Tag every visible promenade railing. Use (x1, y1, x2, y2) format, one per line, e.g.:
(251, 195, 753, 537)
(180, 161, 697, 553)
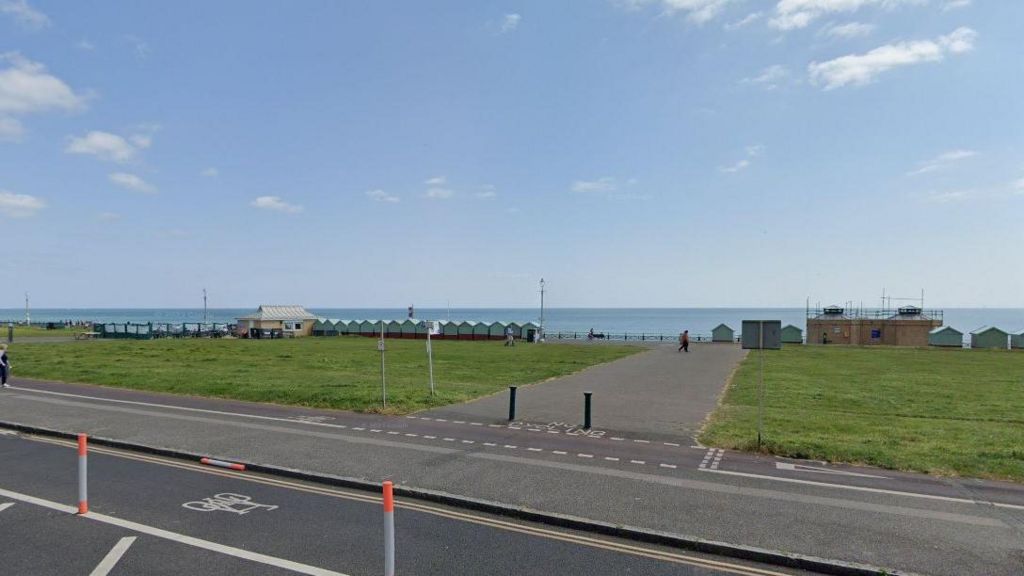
(544, 331, 714, 343)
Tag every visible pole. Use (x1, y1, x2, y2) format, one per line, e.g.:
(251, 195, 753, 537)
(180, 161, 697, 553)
(25, 292, 30, 326)
(380, 322, 387, 408)
(383, 480, 395, 576)
(539, 278, 545, 342)
(583, 391, 592, 430)
(757, 322, 765, 450)
(77, 433, 88, 514)
(508, 386, 517, 421)
(7, 322, 12, 344)
(426, 326, 434, 397)
(203, 288, 208, 323)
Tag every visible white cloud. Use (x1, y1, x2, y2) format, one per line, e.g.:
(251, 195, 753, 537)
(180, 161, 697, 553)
(109, 172, 156, 194)
(0, 115, 22, 140)
(425, 187, 455, 200)
(251, 196, 303, 213)
(424, 176, 446, 186)
(725, 12, 761, 30)
(808, 27, 976, 89)
(0, 0, 49, 30)
(1014, 178, 1024, 193)
(770, 0, 924, 31)
(0, 53, 84, 121)
(907, 149, 977, 175)
(77, 40, 96, 51)
(201, 167, 219, 177)
(720, 159, 750, 173)
(0, 189, 45, 217)
(500, 13, 521, 33)
(746, 144, 765, 156)
(619, 0, 735, 25)
(66, 130, 151, 163)
(943, 0, 971, 11)
(820, 21, 875, 39)
(571, 177, 617, 193)
(366, 189, 399, 203)
(476, 185, 498, 199)
(97, 211, 120, 221)
(124, 35, 150, 59)
(742, 65, 789, 89)
(926, 189, 974, 203)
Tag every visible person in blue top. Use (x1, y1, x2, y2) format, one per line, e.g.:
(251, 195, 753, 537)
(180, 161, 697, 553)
(0, 344, 10, 388)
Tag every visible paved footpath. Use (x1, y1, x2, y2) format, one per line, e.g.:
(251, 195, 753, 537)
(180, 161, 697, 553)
(1, 358, 1023, 575)
(424, 343, 747, 442)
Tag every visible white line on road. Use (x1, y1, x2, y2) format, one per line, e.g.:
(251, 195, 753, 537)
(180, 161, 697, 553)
(660, 464, 677, 469)
(630, 460, 645, 465)
(527, 447, 542, 452)
(386, 431, 399, 435)
(0, 502, 13, 513)
(552, 450, 567, 455)
(633, 440, 649, 444)
(435, 419, 447, 422)
(610, 437, 624, 441)
(577, 453, 593, 458)
(443, 438, 455, 442)
(453, 421, 465, 424)
(0, 487, 349, 576)
(369, 429, 381, 433)
(483, 442, 497, 447)
(89, 536, 136, 576)
(403, 433, 418, 437)
(423, 436, 436, 440)
(470, 422, 483, 426)
(461, 440, 475, 444)
(351, 427, 365, 431)
(488, 424, 502, 428)
(604, 457, 619, 462)
(663, 442, 680, 447)
(503, 445, 517, 449)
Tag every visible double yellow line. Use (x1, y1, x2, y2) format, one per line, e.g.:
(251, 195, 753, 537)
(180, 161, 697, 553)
(28, 434, 792, 576)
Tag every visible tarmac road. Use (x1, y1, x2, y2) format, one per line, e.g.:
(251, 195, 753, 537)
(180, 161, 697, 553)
(0, 431, 804, 576)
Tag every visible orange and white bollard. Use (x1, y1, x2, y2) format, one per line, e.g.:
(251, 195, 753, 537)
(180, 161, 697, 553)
(383, 480, 395, 576)
(77, 433, 88, 514)
(199, 457, 246, 471)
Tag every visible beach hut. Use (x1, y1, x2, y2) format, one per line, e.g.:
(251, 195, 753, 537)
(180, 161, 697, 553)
(324, 319, 339, 336)
(335, 320, 353, 335)
(401, 319, 418, 339)
(359, 320, 377, 337)
(970, 326, 1008, 350)
(386, 320, 403, 337)
(712, 324, 734, 343)
(488, 321, 507, 341)
(457, 321, 476, 340)
(1010, 329, 1024, 350)
(473, 321, 490, 341)
(312, 319, 330, 336)
(441, 321, 459, 340)
(521, 321, 540, 342)
(928, 326, 963, 348)
(781, 325, 803, 344)
(506, 322, 522, 342)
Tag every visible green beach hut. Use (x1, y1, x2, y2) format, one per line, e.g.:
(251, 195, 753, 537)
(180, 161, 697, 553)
(359, 320, 377, 336)
(336, 320, 354, 335)
(521, 321, 540, 342)
(781, 324, 803, 344)
(928, 326, 963, 348)
(312, 319, 331, 336)
(488, 321, 506, 340)
(1010, 329, 1024, 350)
(442, 321, 459, 339)
(506, 322, 522, 341)
(386, 320, 403, 337)
(457, 321, 476, 340)
(712, 324, 734, 343)
(473, 321, 490, 340)
(401, 319, 418, 339)
(970, 326, 1008, 350)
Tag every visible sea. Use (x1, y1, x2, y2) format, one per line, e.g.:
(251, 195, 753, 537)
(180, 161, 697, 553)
(2, 308, 1022, 339)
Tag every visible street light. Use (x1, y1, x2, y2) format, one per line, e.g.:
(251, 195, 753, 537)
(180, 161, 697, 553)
(539, 278, 545, 342)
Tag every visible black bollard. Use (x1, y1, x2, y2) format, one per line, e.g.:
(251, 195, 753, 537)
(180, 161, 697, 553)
(584, 391, 593, 430)
(508, 386, 518, 421)
(7, 322, 12, 343)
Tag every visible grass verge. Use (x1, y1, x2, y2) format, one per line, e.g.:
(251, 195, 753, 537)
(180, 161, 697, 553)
(700, 345, 1024, 481)
(7, 337, 641, 414)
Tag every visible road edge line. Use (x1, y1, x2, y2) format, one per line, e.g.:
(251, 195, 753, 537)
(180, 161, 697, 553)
(0, 419, 916, 576)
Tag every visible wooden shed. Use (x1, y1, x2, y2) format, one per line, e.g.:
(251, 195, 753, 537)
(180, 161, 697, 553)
(312, 319, 331, 336)
(506, 322, 523, 341)
(386, 320, 403, 337)
(1010, 329, 1024, 350)
(781, 325, 803, 344)
(488, 321, 507, 340)
(401, 319, 418, 339)
(928, 326, 963, 348)
(441, 321, 459, 339)
(971, 326, 1008, 350)
(358, 320, 377, 336)
(712, 323, 734, 343)
(457, 321, 476, 340)
(473, 321, 490, 340)
(521, 322, 540, 342)
(337, 320, 354, 335)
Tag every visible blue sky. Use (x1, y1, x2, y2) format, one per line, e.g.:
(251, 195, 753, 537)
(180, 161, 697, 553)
(1, 0, 1021, 308)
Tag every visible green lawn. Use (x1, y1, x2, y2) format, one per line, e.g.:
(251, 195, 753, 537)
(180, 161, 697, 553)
(8, 337, 640, 414)
(4, 325, 81, 338)
(700, 346, 1024, 481)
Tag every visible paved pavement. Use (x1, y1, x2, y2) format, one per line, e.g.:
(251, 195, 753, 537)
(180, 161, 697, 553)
(423, 343, 747, 441)
(2, 355, 1024, 575)
(0, 432, 802, 576)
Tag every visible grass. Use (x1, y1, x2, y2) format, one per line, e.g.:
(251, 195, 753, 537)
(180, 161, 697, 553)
(700, 345, 1024, 481)
(4, 325, 82, 338)
(7, 337, 641, 414)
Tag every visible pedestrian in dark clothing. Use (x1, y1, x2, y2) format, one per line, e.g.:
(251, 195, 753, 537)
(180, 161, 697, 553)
(678, 330, 689, 352)
(1, 344, 10, 388)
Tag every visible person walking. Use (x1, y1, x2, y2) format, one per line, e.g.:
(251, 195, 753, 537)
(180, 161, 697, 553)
(678, 330, 689, 352)
(504, 325, 515, 347)
(1, 344, 10, 388)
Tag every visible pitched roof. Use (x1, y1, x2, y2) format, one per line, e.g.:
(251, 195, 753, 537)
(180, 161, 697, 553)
(237, 305, 318, 321)
(930, 326, 962, 335)
(970, 326, 1008, 335)
(713, 323, 733, 331)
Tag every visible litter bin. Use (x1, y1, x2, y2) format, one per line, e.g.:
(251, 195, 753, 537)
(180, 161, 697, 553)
(527, 329, 536, 343)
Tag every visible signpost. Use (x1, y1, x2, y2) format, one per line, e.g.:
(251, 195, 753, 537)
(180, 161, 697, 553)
(379, 321, 387, 408)
(741, 320, 781, 450)
(421, 320, 438, 396)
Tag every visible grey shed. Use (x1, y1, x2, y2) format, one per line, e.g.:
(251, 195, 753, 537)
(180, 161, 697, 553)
(928, 326, 963, 348)
(1011, 329, 1024, 350)
(781, 325, 803, 344)
(712, 324, 734, 343)
(970, 326, 1009, 350)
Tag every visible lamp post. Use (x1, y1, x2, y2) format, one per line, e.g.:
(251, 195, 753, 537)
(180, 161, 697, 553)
(539, 278, 545, 342)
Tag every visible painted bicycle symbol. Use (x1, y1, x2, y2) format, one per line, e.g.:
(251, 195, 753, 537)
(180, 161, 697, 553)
(182, 493, 278, 515)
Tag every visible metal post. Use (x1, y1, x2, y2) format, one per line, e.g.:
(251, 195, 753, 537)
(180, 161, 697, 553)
(383, 480, 395, 576)
(539, 278, 545, 342)
(508, 386, 517, 421)
(7, 322, 12, 343)
(77, 434, 88, 514)
(380, 322, 387, 408)
(584, 391, 592, 430)
(426, 327, 434, 397)
(757, 322, 765, 450)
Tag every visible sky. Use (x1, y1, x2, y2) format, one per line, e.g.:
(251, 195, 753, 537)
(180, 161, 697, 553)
(1, 0, 1021, 309)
